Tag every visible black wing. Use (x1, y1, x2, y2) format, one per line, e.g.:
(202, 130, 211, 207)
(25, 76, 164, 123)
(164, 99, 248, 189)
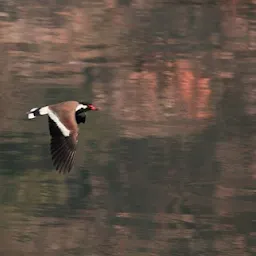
(48, 117, 77, 173)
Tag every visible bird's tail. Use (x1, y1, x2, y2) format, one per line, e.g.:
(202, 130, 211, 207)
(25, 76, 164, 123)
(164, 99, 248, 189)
(27, 106, 49, 119)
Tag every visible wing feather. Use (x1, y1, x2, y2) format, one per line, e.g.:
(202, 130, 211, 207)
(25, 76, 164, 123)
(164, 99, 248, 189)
(62, 151, 75, 174)
(48, 117, 78, 173)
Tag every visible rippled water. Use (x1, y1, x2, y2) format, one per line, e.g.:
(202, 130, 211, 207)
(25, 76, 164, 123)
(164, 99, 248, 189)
(0, 1, 255, 255)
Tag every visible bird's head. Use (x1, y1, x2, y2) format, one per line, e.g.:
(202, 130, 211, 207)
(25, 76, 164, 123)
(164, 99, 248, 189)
(76, 102, 99, 112)
(75, 102, 98, 124)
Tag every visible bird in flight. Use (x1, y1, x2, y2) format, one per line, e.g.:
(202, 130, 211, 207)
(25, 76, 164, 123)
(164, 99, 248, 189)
(27, 101, 98, 173)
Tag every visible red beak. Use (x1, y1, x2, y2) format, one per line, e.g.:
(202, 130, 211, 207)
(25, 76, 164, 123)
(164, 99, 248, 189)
(89, 104, 99, 111)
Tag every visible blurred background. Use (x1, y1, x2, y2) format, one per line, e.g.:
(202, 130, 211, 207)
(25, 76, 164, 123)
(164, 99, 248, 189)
(0, 0, 255, 255)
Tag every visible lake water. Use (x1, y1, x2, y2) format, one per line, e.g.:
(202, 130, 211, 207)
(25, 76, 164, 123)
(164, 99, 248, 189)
(0, 1, 255, 255)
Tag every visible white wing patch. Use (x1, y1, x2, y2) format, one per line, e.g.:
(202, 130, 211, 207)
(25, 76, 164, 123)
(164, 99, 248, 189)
(39, 106, 49, 115)
(27, 106, 48, 119)
(76, 104, 87, 111)
(29, 107, 38, 112)
(47, 108, 70, 137)
(28, 113, 35, 119)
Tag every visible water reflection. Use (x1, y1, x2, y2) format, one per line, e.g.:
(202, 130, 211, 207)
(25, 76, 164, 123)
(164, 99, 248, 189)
(0, 1, 255, 255)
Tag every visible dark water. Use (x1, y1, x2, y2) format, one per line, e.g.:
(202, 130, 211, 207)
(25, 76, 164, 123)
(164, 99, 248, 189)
(0, 1, 255, 255)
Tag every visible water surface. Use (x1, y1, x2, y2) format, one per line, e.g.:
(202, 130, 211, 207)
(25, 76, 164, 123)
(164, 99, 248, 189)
(0, 1, 255, 255)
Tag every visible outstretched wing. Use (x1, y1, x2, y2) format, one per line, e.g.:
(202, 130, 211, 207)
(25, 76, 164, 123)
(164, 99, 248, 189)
(48, 117, 78, 173)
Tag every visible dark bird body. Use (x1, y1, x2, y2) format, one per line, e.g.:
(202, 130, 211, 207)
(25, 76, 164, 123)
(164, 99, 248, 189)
(27, 101, 98, 173)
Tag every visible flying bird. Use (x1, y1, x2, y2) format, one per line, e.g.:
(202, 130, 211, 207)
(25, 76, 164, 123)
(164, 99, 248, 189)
(27, 101, 98, 173)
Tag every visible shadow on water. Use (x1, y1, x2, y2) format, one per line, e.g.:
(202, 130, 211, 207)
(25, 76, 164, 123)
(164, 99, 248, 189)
(104, 124, 221, 215)
(0, 132, 50, 175)
(0, 130, 93, 215)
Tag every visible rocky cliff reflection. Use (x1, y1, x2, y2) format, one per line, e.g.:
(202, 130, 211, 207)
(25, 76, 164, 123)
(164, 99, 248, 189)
(0, 1, 255, 255)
